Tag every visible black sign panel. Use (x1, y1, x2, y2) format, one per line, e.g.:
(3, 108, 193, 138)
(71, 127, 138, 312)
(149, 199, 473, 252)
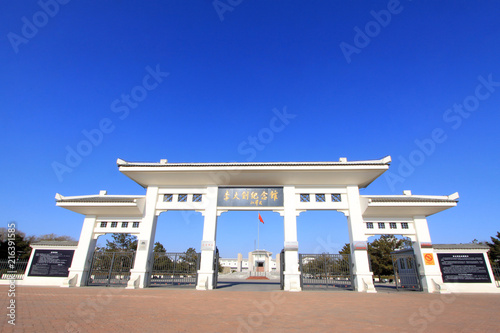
(437, 253, 491, 283)
(217, 187, 283, 207)
(28, 249, 75, 277)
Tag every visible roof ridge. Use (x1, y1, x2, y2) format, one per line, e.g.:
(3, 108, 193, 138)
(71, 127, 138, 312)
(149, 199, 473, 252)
(117, 156, 392, 167)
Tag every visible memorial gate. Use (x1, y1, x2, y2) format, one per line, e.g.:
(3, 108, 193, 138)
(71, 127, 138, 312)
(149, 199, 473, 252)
(52, 156, 471, 293)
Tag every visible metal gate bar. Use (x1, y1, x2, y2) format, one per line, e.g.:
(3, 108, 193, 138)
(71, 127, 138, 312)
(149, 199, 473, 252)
(0, 260, 29, 280)
(491, 262, 500, 288)
(280, 249, 285, 290)
(299, 253, 352, 290)
(150, 252, 200, 287)
(87, 252, 135, 287)
(212, 248, 219, 289)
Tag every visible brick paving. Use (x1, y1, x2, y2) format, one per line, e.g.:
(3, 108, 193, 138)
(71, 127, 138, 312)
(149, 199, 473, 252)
(1, 285, 499, 333)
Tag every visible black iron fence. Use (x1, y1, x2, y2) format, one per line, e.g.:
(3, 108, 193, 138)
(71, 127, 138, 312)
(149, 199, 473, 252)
(87, 252, 135, 287)
(491, 261, 500, 288)
(279, 249, 285, 290)
(0, 260, 29, 280)
(150, 252, 200, 287)
(299, 253, 352, 290)
(212, 248, 219, 289)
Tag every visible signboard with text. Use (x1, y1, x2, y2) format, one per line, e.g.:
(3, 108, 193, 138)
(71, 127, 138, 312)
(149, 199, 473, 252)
(28, 249, 75, 277)
(217, 187, 283, 207)
(437, 253, 491, 283)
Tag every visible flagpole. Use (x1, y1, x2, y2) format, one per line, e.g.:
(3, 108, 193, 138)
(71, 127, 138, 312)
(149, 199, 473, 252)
(257, 212, 260, 251)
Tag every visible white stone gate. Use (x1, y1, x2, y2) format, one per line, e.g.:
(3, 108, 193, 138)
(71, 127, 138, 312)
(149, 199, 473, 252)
(56, 156, 459, 293)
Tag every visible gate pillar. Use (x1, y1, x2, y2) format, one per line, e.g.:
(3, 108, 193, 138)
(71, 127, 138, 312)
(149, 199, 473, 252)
(412, 216, 449, 293)
(63, 215, 97, 287)
(282, 186, 301, 291)
(127, 186, 159, 289)
(197, 186, 218, 290)
(346, 186, 376, 293)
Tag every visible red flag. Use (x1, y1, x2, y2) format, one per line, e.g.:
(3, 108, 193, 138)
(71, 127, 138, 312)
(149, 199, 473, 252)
(258, 213, 264, 224)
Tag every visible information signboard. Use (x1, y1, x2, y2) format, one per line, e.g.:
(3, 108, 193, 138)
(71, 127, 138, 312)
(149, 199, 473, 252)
(28, 249, 75, 277)
(437, 253, 491, 283)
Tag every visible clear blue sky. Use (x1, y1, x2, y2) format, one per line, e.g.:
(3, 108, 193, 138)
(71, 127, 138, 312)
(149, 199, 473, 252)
(1, 1, 499, 258)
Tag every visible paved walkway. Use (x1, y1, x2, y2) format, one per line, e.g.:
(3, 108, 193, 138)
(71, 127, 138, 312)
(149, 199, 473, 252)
(217, 279, 281, 292)
(1, 285, 499, 332)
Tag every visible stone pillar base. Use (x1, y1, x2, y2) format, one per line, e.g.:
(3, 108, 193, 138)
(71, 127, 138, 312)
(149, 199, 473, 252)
(63, 269, 87, 287)
(61, 273, 79, 288)
(126, 271, 147, 289)
(284, 272, 301, 292)
(421, 274, 449, 294)
(353, 273, 377, 293)
(196, 271, 215, 290)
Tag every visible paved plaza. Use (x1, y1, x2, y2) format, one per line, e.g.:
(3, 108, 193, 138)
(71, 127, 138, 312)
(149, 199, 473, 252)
(1, 285, 499, 332)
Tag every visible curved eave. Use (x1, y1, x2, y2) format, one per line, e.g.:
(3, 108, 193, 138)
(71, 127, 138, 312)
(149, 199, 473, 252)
(56, 202, 144, 216)
(363, 201, 458, 218)
(117, 157, 391, 188)
(55, 195, 145, 217)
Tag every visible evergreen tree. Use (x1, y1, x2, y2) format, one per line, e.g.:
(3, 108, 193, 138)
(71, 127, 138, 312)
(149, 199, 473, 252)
(178, 247, 199, 273)
(0, 230, 32, 260)
(181, 247, 198, 265)
(151, 242, 172, 272)
(337, 243, 352, 273)
(0, 226, 77, 260)
(487, 231, 500, 263)
(104, 233, 138, 252)
(368, 235, 411, 280)
(339, 243, 350, 255)
(153, 241, 166, 253)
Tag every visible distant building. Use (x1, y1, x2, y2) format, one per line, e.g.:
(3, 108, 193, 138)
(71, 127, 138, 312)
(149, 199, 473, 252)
(219, 250, 279, 273)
